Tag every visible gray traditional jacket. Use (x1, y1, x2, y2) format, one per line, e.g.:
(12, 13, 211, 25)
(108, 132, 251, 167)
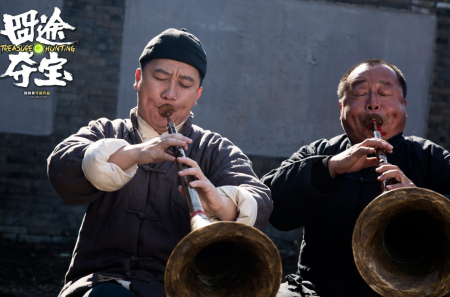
(47, 108, 272, 297)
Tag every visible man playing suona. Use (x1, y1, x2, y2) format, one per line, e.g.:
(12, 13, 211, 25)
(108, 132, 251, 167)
(262, 59, 450, 297)
(47, 28, 272, 297)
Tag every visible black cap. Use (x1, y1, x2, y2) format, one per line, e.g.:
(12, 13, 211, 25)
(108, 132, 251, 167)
(139, 28, 207, 80)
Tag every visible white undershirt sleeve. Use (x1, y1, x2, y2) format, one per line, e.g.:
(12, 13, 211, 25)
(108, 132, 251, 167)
(82, 139, 138, 192)
(208, 186, 258, 227)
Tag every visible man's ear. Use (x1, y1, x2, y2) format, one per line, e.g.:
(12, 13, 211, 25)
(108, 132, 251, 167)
(133, 68, 142, 90)
(404, 99, 408, 119)
(194, 87, 202, 105)
(339, 100, 342, 121)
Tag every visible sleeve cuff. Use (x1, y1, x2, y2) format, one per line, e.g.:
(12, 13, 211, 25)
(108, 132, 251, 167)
(82, 139, 138, 192)
(207, 186, 257, 227)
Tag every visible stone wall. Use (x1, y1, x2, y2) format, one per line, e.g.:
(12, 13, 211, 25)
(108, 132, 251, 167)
(0, 0, 449, 249)
(321, 0, 450, 150)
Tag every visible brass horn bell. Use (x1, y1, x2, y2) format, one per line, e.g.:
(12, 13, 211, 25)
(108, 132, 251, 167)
(353, 188, 450, 296)
(165, 221, 283, 297)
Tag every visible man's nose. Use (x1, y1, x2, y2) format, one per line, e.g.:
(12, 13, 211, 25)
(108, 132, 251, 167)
(162, 81, 176, 100)
(366, 91, 380, 111)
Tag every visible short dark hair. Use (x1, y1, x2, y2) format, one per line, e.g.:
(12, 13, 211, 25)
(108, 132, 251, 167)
(139, 59, 203, 87)
(337, 59, 407, 100)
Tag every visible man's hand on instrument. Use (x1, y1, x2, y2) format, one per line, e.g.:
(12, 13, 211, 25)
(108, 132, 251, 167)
(132, 134, 192, 164)
(108, 134, 192, 170)
(176, 157, 238, 221)
(328, 138, 393, 178)
(375, 163, 416, 190)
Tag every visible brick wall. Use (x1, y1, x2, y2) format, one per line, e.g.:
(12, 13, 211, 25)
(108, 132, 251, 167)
(0, 0, 449, 244)
(0, 0, 126, 243)
(429, 2, 450, 147)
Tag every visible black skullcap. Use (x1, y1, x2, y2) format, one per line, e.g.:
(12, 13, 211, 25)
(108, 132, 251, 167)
(139, 28, 207, 80)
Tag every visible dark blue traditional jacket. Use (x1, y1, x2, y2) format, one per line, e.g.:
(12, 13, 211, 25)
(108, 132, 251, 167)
(262, 133, 450, 297)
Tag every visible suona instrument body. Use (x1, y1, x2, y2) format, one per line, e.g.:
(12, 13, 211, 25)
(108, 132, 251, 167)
(353, 115, 450, 296)
(159, 104, 283, 297)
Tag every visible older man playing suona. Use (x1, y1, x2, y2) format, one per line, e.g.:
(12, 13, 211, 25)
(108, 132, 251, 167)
(48, 28, 272, 297)
(262, 59, 450, 297)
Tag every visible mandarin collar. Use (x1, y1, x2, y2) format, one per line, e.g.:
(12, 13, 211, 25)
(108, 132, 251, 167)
(129, 107, 194, 141)
(385, 132, 404, 147)
(345, 131, 404, 149)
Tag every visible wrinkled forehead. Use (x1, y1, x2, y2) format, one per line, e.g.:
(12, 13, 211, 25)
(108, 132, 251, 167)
(347, 63, 398, 86)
